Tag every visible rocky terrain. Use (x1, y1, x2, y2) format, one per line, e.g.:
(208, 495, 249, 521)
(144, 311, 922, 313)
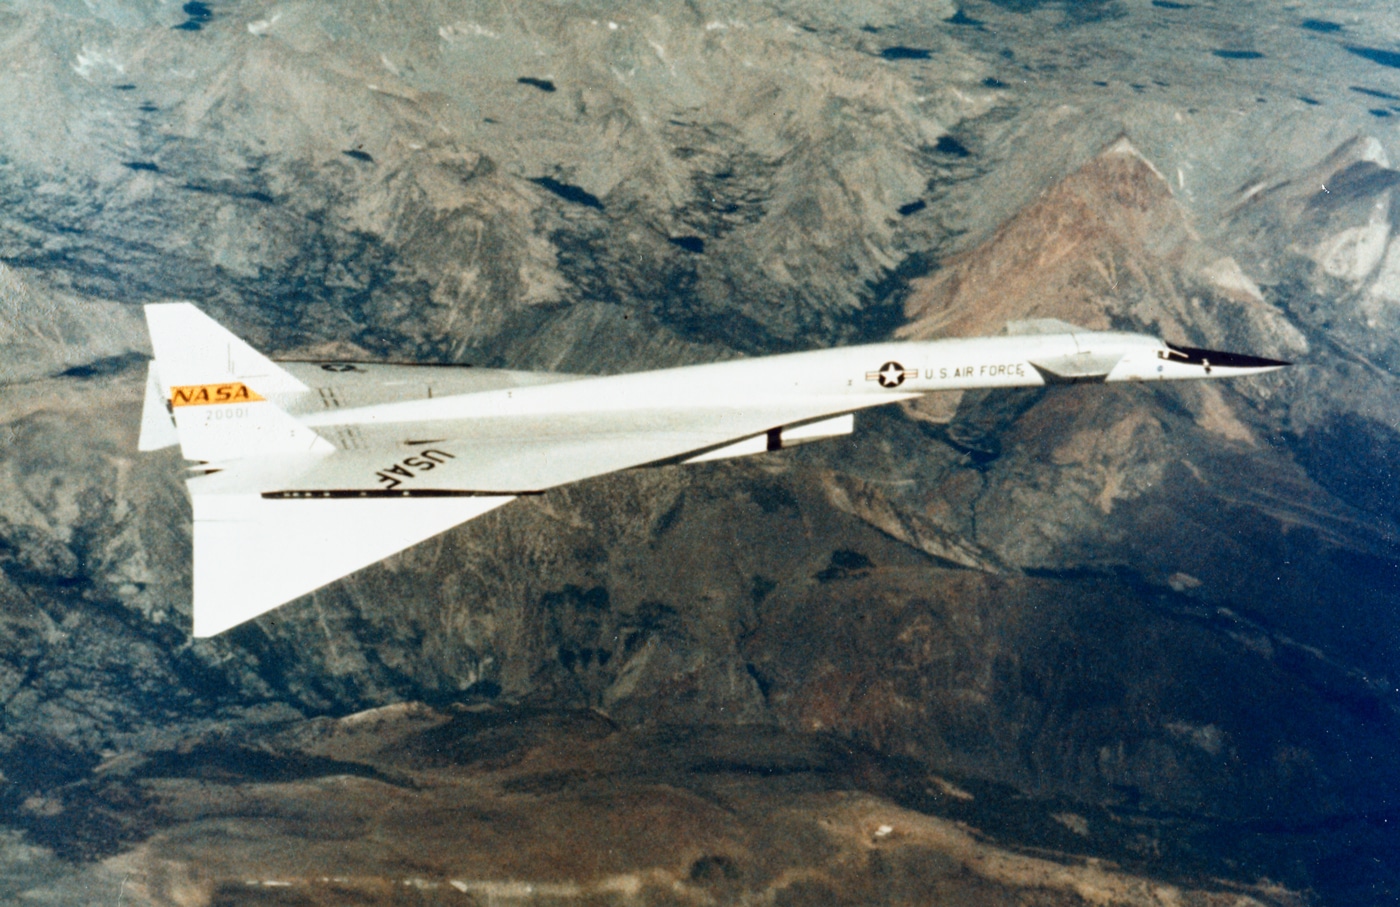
(1, 0, 1399, 904)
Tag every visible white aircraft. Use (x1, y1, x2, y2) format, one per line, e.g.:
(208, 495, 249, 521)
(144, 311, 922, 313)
(138, 303, 1288, 636)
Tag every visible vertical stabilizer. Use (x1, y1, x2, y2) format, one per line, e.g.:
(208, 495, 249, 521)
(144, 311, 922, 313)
(137, 361, 179, 452)
(144, 303, 332, 461)
(144, 303, 307, 394)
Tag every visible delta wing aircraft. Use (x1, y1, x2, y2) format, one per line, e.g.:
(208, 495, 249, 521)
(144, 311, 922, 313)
(139, 303, 1288, 636)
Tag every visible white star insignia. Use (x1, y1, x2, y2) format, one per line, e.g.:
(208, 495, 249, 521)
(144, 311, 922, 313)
(879, 363, 905, 387)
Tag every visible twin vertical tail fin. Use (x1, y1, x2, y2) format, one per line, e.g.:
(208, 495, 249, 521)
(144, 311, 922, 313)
(137, 360, 179, 452)
(140, 304, 507, 637)
(142, 303, 331, 461)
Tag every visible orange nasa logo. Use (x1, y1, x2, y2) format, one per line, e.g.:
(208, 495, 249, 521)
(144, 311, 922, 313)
(168, 383, 266, 408)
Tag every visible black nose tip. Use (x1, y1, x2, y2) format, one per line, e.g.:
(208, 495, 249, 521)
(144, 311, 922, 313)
(1169, 344, 1291, 369)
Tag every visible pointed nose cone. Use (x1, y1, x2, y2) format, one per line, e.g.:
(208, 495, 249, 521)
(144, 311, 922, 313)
(1170, 344, 1292, 376)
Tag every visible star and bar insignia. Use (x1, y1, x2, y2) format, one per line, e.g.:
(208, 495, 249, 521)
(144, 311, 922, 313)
(865, 361, 918, 388)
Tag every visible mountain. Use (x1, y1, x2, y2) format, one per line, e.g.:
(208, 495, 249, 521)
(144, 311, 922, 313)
(1, 0, 1398, 904)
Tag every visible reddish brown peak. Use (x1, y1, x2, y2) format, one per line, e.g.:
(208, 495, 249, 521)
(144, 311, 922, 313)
(899, 138, 1197, 340)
